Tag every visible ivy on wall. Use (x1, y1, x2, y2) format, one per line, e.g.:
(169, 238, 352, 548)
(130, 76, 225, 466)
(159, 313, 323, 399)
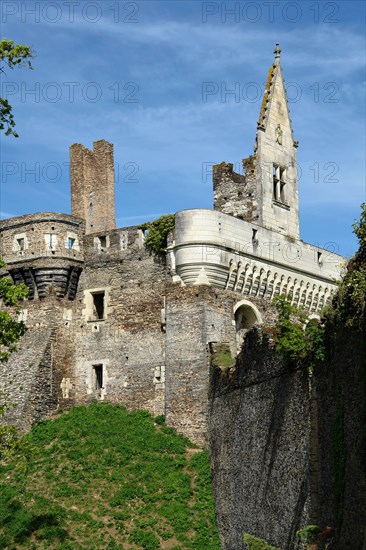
(139, 214, 175, 254)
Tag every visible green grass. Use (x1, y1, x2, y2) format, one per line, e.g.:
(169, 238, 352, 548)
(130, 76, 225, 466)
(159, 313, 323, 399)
(0, 403, 221, 549)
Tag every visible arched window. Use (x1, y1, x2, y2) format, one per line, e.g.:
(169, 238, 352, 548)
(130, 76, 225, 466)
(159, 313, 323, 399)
(234, 300, 263, 354)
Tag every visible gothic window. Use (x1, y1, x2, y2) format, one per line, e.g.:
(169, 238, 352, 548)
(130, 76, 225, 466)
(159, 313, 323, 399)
(68, 237, 75, 249)
(273, 165, 286, 204)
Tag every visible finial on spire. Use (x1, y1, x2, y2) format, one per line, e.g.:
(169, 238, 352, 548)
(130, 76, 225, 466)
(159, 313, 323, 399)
(274, 43, 281, 64)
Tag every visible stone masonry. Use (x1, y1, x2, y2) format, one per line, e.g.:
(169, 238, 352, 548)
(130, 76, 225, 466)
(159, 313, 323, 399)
(0, 45, 345, 447)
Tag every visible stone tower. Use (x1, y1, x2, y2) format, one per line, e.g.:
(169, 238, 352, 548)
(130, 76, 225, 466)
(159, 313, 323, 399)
(70, 140, 116, 234)
(213, 44, 300, 239)
(255, 43, 300, 239)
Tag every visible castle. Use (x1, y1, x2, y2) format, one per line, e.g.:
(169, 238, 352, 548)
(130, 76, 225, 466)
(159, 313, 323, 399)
(0, 44, 345, 447)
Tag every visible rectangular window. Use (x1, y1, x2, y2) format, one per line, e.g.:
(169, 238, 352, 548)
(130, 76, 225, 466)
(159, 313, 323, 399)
(93, 364, 103, 390)
(273, 165, 279, 200)
(92, 292, 105, 320)
(68, 237, 75, 249)
(98, 236, 107, 249)
(17, 238, 25, 251)
(49, 234, 54, 250)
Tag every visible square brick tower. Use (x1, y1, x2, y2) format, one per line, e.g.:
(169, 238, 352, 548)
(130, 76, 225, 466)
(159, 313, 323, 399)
(70, 140, 116, 234)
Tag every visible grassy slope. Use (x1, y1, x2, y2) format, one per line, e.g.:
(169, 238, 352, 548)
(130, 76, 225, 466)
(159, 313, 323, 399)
(0, 404, 221, 549)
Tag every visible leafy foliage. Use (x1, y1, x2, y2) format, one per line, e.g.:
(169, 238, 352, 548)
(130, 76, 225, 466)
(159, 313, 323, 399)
(243, 532, 281, 550)
(0, 263, 28, 363)
(0, 261, 29, 456)
(328, 204, 366, 327)
(140, 214, 175, 254)
(272, 295, 325, 369)
(296, 524, 334, 549)
(296, 525, 321, 543)
(211, 344, 235, 371)
(0, 38, 34, 137)
(0, 403, 221, 549)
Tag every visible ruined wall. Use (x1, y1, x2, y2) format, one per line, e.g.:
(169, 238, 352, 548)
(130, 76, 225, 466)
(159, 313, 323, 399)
(213, 156, 258, 221)
(165, 286, 276, 445)
(315, 319, 366, 550)
(67, 226, 167, 418)
(70, 140, 116, 234)
(208, 328, 312, 550)
(0, 295, 68, 432)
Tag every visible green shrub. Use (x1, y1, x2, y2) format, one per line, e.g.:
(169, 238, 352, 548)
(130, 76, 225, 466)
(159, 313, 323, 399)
(243, 532, 282, 549)
(296, 524, 321, 543)
(211, 343, 235, 370)
(139, 214, 175, 253)
(272, 295, 325, 370)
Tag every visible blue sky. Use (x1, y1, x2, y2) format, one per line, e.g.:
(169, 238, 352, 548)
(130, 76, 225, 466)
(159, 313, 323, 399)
(1, 0, 365, 256)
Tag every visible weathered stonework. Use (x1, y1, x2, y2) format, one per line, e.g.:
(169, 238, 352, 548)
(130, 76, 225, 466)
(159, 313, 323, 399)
(70, 140, 116, 234)
(0, 44, 354, 549)
(0, 46, 345, 445)
(209, 328, 313, 550)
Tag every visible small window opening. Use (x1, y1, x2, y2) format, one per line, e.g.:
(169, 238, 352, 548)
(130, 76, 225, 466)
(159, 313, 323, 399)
(17, 238, 25, 251)
(49, 234, 55, 250)
(68, 237, 75, 250)
(252, 229, 258, 243)
(273, 165, 286, 204)
(273, 165, 279, 200)
(93, 364, 103, 390)
(98, 236, 107, 249)
(92, 292, 105, 320)
(317, 251, 323, 264)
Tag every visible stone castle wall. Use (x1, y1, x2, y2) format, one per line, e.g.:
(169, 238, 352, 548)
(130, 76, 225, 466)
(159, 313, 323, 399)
(208, 328, 312, 550)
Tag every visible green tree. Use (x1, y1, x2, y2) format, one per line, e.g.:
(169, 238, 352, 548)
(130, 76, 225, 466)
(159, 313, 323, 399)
(272, 294, 325, 369)
(327, 203, 366, 326)
(0, 260, 29, 456)
(0, 38, 34, 137)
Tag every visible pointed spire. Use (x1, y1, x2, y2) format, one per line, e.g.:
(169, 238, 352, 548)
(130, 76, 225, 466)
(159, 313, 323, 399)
(274, 43, 281, 64)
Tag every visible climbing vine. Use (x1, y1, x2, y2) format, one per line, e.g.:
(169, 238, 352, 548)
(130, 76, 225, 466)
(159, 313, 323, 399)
(0, 260, 29, 457)
(327, 203, 366, 327)
(139, 214, 175, 254)
(272, 295, 325, 370)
